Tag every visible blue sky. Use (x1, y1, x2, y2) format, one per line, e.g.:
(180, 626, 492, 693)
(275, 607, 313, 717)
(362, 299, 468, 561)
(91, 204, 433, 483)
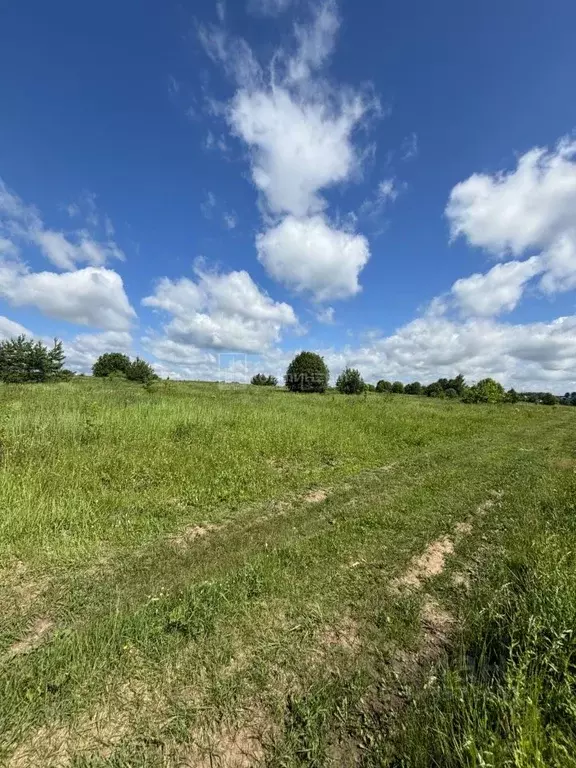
(1, 0, 576, 390)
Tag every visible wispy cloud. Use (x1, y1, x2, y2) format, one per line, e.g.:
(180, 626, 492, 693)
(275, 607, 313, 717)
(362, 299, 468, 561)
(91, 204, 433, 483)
(401, 132, 418, 160)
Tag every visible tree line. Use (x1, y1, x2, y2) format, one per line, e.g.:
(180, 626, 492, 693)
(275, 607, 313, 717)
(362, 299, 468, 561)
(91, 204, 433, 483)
(252, 351, 570, 405)
(0, 337, 571, 404)
(0, 336, 156, 384)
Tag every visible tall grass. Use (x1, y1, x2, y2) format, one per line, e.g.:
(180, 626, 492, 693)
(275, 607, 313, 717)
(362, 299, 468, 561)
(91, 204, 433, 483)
(392, 490, 576, 768)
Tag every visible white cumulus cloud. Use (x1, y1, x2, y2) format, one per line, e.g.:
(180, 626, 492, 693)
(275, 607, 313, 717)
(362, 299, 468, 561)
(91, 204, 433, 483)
(143, 264, 298, 353)
(447, 138, 576, 257)
(0, 262, 136, 330)
(230, 86, 366, 218)
(451, 256, 542, 317)
(446, 136, 576, 302)
(257, 214, 369, 301)
(0, 315, 32, 339)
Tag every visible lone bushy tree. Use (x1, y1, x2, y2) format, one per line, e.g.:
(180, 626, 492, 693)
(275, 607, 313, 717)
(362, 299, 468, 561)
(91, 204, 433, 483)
(92, 353, 131, 378)
(285, 351, 329, 393)
(336, 367, 365, 395)
(376, 380, 392, 393)
(391, 381, 405, 394)
(0, 335, 65, 383)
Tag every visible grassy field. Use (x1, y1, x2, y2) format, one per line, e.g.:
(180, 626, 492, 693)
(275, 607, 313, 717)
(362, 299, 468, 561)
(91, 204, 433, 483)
(1, 378, 575, 767)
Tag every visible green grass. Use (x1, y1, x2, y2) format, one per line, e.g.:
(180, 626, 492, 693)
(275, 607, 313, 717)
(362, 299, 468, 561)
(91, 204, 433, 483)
(0, 378, 575, 766)
(388, 491, 576, 768)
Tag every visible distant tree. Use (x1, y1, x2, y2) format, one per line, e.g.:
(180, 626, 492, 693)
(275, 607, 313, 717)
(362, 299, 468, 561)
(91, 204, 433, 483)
(0, 335, 65, 383)
(92, 353, 131, 378)
(336, 367, 365, 395)
(364, 383, 376, 392)
(251, 373, 277, 386)
(445, 387, 458, 399)
(57, 368, 76, 381)
(404, 381, 423, 395)
(376, 380, 392, 393)
(425, 382, 445, 398)
(285, 351, 329, 393)
(126, 357, 157, 384)
(447, 373, 466, 396)
(541, 392, 558, 406)
(391, 381, 405, 394)
(463, 378, 505, 404)
(506, 388, 520, 403)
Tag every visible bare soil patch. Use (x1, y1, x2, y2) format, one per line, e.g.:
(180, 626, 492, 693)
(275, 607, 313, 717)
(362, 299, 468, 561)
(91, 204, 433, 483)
(556, 458, 576, 471)
(181, 712, 274, 768)
(304, 489, 329, 503)
(454, 521, 473, 536)
(7, 679, 159, 767)
(392, 537, 455, 592)
(169, 523, 221, 549)
(5, 618, 54, 660)
(320, 617, 362, 653)
(1, 560, 50, 617)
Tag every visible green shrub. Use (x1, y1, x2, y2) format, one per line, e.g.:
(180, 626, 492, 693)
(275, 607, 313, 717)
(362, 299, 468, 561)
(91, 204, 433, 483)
(405, 381, 423, 395)
(92, 353, 131, 378)
(506, 388, 520, 403)
(285, 352, 329, 394)
(541, 392, 558, 405)
(336, 367, 365, 395)
(376, 380, 392, 393)
(445, 387, 458, 399)
(107, 370, 128, 381)
(126, 358, 157, 384)
(251, 374, 277, 386)
(425, 382, 445, 398)
(56, 368, 76, 381)
(463, 378, 505, 404)
(391, 381, 405, 394)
